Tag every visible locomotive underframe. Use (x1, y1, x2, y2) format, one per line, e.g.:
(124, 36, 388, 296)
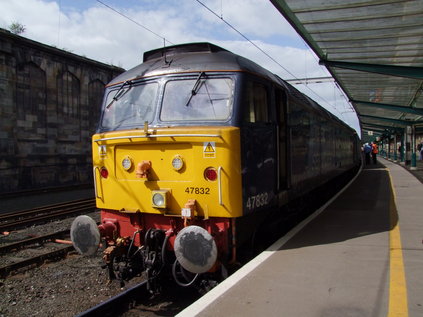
(99, 209, 232, 290)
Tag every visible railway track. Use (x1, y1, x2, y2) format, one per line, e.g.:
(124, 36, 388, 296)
(77, 279, 201, 317)
(77, 281, 149, 317)
(0, 198, 96, 233)
(0, 229, 70, 255)
(0, 198, 98, 278)
(0, 229, 75, 278)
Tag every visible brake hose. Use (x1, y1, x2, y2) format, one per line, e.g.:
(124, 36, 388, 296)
(172, 259, 199, 287)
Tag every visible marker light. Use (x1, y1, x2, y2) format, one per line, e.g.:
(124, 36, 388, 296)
(204, 167, 217, 181)
(152, 190, 169, 208)
(121, 156, 133, 171)
(100, 167, 109, 179)
(172, 155, 184, 171)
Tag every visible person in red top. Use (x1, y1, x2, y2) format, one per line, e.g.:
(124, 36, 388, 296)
(371, 142, 378, 164)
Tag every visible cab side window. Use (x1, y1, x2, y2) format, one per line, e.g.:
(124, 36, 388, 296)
(243, 81, 269, 123)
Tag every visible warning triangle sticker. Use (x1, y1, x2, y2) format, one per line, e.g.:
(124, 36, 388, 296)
(99, 145, 107, 156)
(203, 142, 216, 158)
(204, 142, 215, 153)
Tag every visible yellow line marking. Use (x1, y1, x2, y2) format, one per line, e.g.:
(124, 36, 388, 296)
(388, 171, 408, 317)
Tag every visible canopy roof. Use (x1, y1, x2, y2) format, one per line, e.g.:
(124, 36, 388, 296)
(270, 0, 423, 142)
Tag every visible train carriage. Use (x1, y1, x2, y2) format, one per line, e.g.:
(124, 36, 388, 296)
(71, 42, 360, 290)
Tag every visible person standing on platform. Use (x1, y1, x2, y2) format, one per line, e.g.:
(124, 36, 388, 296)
(371, 142, 378, 164)
(418, 142, 423, 160)
(363, 143, 372, 165)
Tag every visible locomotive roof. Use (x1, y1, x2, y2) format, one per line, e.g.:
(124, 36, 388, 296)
(107, 42, 355, 134)
(108, 42, 280, 86)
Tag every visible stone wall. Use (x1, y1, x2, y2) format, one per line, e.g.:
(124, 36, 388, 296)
(0, 29, 124, 193)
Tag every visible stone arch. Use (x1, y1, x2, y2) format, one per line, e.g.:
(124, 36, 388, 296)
(56, 70, 81, 141)
(57, 70, 80, 119)
(15, 62, 47, 138)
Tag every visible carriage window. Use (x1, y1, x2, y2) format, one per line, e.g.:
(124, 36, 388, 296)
(101, 82, 158, 130)
(244, 81, 269, 123)
(161, 77, 234, 121)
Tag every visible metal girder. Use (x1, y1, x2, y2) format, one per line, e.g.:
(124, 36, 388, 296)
(319, 59, 423, 79)
(361, 122, 404, 134)
(409, 82, 423, 107)
(363, 129, 395, 137)
(364, 132, 383, 137)
(363, 131, 384, 138)
(362, 125, 387, 132)
(360, 114, 423, 125)
(285, 76, 334, 84)
(352, 100, 423, 116)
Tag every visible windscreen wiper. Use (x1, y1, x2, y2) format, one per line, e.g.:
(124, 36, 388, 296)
(185, 72, 205, 107)
(106, 80, 133, 109)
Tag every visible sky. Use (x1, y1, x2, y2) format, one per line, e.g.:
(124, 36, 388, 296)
(1, 0, 360, 134)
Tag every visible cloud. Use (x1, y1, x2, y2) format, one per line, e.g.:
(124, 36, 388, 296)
(0, 0, 358, 132)
(197, 0, 297, 38)
(0, 0, 302, 69)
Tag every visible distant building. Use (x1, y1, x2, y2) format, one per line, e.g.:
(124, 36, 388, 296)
(0, 28, 124, 193)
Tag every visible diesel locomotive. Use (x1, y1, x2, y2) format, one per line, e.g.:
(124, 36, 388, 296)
(71, 42, 361, 291)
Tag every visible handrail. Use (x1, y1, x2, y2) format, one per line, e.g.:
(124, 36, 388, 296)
(93, 166, 101, 199)
(218, 166, 223, 206)
(94, 134, 221, 142)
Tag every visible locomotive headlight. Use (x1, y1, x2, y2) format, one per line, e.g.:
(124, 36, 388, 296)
(171, 155, 184, 171)
(121, 156, 133, 171)
(152, 190, 169, 208)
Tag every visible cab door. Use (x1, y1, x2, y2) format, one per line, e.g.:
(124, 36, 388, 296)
(275, 88, 289, 190)
(240, 80, 277, 214)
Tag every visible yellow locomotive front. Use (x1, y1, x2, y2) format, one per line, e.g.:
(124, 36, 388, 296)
(71, 54, 244, 289)
(93, 126, 242, 220)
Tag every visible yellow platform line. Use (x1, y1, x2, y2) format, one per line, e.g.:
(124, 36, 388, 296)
(388, 172, 408, 317)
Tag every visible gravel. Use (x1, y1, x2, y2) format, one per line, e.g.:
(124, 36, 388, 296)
(0, 212, 146, 317)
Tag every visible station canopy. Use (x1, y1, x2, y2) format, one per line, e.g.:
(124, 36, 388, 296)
(270, 0, 423, 142)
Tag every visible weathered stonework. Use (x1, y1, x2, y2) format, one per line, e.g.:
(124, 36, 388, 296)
(0, 28, 124, 193)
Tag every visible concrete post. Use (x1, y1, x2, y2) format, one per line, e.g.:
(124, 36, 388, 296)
(400, 130, 405, 165)
(394, 134, 397, 162)
(405, 126, 411, 165)
(411, 125, 417, 170)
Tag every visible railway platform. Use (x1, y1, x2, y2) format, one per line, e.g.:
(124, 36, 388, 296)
(178, 157, 423, 316)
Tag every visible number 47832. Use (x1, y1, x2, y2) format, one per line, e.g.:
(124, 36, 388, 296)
(246, 192, 269, 210)
(184, 187, 210, 195)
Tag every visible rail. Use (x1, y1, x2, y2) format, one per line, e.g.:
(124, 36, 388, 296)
(76, 281, 149, 317)
(0, 198, 96, 233)
(0, 244, 75, 278)
(0, 229, 70, 255)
